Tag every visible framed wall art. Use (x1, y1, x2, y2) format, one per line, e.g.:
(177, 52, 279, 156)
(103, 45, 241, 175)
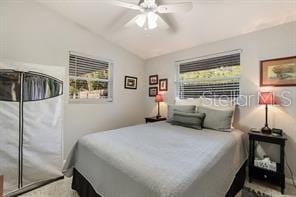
(159, 79, 168, 91)
(260, 56, 296, 86)
(149, 87, 158, 97)
(124, 76, 137, 89)
(149, 75, 158, 85)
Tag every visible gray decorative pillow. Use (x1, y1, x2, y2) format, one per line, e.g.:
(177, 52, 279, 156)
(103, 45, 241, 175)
(198, 106, 234, 131)
(171, 111, 206, 130)
(167, 104, 196, 122)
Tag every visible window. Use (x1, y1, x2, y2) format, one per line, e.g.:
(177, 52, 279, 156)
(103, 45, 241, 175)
(176, 53, 240, 99)
(69, 52, 113, 102)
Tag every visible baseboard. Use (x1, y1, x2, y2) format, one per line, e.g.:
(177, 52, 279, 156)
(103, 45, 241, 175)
(286, 177, 296, 186)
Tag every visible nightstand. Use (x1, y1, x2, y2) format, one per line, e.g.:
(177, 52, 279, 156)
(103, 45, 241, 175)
(248, 131, 287, 194)
(145, 117, 166, 123)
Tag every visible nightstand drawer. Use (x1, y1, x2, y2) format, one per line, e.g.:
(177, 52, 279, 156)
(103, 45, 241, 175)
(251, 166, 281, 185)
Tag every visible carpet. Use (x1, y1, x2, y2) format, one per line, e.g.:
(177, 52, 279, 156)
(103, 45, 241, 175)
(241, 187, 272, 197)
(19, 178, 293, 197)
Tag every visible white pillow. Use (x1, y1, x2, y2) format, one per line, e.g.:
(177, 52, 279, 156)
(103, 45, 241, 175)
(176, 97, 237, 127)
(198, 106, 234, 131)
(175, 98, 201, 108)
(199, 97, 236, 111)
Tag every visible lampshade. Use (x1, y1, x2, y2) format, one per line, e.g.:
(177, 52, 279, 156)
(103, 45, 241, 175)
(155, 94, 164, 103)
(259, 92, 277, 105)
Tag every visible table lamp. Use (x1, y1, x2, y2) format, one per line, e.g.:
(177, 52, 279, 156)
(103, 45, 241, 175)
(259, 92, 277, 134)
(155, 94, 164, 119)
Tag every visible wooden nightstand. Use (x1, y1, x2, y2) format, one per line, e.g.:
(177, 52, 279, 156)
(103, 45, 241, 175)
(248, 131, 287, 194)
(145, 117, 166, 123)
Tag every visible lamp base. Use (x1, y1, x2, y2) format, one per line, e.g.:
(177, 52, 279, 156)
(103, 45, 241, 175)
(261, 126, 272, 134)
(156, 115, 161, 119)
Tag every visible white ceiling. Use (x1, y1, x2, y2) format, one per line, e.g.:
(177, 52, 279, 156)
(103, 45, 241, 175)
(39, 0, 296, 59)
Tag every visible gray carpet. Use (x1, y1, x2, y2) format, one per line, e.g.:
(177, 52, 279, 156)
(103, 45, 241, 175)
(18, 178, 295, 197)
(241, 187, 272, 197)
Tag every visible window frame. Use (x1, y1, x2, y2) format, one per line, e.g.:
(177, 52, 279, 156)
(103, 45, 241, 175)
(68, 51, 113, 104)
(175, 51, 241, 100)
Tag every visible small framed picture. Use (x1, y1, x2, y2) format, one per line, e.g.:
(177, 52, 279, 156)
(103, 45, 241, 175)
(149, 75, 158, 85)
(159, 79, 168, 91)
(149, 87, 158, 97)
(124, 76, 137, 89)
(260, 56, 296, 86)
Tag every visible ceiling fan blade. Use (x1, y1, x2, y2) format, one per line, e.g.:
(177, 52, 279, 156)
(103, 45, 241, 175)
(157, 14, 177, 32)
(124, 15, 141, 28)
(104, 10, 139, 34)
(157, 15, 171, 30)
(157, 2, 193, 13)
(107, 0, 141, 11)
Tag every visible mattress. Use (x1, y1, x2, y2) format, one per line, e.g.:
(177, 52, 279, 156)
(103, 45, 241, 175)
(63, 122, 248, 197)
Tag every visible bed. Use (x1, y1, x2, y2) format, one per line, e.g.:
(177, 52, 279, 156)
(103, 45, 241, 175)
(63, 121, 247, 197)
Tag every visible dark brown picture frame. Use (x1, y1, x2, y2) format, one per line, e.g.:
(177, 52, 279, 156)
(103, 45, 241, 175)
(149, 87, 158, 97)
(159, 79, 168, 91)
(260, 56, 296, 87)
(149, 75, 158, 85)
(124, 76, 137, 89)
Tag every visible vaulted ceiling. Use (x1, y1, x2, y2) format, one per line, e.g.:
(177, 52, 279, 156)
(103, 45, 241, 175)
(39, 0, 296, 59)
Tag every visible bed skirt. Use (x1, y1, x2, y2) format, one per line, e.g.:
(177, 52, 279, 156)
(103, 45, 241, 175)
(72, 169, 101, 197)
(72, 161, 246, 197)
(225, 161, 246, 197)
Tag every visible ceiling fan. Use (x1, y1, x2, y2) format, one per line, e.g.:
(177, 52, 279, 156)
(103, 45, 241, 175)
(108, 0, 193, 30)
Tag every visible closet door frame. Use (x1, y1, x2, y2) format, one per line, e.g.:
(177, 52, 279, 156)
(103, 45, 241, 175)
(18, 72, 24, 188)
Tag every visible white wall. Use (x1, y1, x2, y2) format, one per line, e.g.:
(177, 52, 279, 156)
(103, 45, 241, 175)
(145, 22, 296, 178)
(0, 1, 145, 156)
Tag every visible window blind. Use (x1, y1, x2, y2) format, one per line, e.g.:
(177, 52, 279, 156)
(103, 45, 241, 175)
(69, 54, 109, 78)
(177, 53, 240, 99)
(179, 53, 240, 73)
(69, 52, 113, 102)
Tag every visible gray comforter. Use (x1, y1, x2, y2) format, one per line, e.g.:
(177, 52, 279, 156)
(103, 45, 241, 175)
(63, 122, 247, 197)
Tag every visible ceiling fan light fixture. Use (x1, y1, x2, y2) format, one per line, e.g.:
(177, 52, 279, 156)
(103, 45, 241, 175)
(108, 0, 194, 31)
(147, 20, 157, 29)
(135, 14, 146, 27)
(147, 12, 158, 29)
